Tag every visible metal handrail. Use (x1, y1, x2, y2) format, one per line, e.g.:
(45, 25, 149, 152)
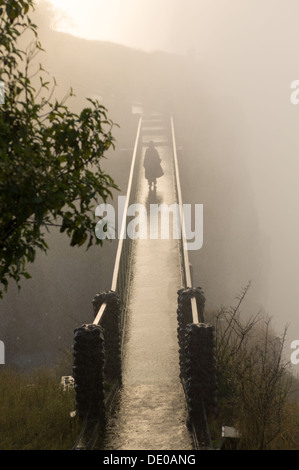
(171, 117, 212, 450)
(111, 116, 143, 292)
(170, 116, 199, 325)
(93, 116, 143, 330)
(93, 302, 107, 326)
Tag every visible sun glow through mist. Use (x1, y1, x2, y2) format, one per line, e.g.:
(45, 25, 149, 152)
(45, 0, 177, 51)
(46, 0, 124, 42)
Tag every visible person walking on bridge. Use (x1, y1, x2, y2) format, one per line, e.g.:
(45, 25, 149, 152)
(143, 141, 164, 189)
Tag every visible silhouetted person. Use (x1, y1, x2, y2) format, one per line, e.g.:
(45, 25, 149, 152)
(143, 141, 164, 189)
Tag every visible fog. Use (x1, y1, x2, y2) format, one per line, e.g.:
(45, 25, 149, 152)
(1, 0, 299, 370)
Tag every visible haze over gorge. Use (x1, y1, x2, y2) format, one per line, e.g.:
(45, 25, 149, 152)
(1, 0, 298, 372)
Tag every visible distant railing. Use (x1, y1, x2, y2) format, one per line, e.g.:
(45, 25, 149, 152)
(171, 116, 217, 450)
(170, 116, 203, 324)
(110, 116, 143, 337)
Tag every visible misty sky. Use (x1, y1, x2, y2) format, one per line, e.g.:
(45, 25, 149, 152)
(40, 0, 299, 352)
(45, 0, 299, 56)
(45, 0, 183, 51)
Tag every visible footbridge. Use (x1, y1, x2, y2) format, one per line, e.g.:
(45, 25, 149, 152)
(69, 114, 217, 451)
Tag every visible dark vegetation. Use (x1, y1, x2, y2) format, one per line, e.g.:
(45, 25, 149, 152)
(0, 365, 80, 450)
(0, 0, 123, 300)
(207, 284, 299, 449)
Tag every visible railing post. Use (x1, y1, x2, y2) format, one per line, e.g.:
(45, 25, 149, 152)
(176, 287, 217, 448)
(73, 324, 106, 423)
(92, 291, 122, 387)
(177, 287, 206, 381)
(185, 323, 218, 448)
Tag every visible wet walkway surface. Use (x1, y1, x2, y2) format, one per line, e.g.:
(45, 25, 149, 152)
(102, 118, 194, 451)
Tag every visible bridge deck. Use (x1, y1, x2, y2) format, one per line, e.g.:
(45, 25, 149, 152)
(102, 119, 193, 450)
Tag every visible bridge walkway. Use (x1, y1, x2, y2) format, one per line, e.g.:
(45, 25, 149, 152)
(101, 115, 194, 450)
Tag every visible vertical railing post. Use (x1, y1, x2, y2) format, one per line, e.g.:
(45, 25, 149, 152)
(185, 323, 217, 448)
(73, 324, 106, 423)
(92, 291, 122, 387)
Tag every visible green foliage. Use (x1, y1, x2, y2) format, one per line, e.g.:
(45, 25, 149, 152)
(0, 367, 81, 450)
(0, 0, 119, 297)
